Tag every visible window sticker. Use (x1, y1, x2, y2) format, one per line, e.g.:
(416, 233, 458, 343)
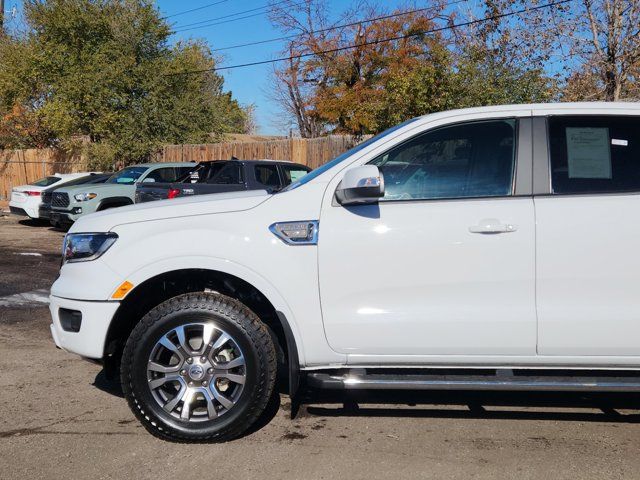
(611, 138, 628, 146)
(566, 127, 612, 179)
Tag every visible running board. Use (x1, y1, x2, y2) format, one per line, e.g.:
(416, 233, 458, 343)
(306, 370, 640, 393)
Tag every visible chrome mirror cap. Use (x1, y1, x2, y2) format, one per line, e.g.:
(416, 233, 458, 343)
(335, 165, 385, 206)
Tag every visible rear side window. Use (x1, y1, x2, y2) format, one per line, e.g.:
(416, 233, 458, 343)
(207, 163, 243, 184)
(280, 165, 310, 185)
(549, 116, 640, 194)
(145, 167, 192, 183)
(255, 165, 280, 188)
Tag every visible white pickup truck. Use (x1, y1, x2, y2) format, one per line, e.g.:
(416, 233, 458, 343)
(50, 102, 640, 442)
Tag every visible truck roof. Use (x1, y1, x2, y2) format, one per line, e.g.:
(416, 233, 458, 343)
(131, 162, 197, 168)
(193, 159, 303, 166)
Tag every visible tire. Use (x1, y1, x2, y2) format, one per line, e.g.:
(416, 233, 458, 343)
(121, 292, 277, 442)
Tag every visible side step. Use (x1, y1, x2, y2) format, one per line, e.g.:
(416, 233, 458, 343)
(306, 370, 640, 393)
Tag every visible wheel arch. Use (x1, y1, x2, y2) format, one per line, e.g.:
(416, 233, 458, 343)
(96, 196, 133, 211)
(104, 267, 302, 396)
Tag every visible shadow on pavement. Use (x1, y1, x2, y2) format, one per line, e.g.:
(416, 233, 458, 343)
(18, 218, 50, 227)
(302, 389, 640, 424)
(93, 369, 123, 398)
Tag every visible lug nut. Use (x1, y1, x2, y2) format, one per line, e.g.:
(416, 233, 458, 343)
(202, 381, 208, 387)
(186, 357, 193, 364)
(180, 369, 187, 376)
(188, 381, 194, 386)
(200, 356, 207, 363)
(207, 368, 214, 374)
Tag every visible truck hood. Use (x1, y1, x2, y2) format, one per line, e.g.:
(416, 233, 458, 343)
(70, 190, 271, 232)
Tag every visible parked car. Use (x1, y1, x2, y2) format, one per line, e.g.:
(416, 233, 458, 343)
(40, 173, 111, 225)
(49, 162, 195, 226)
(135, 159, 310, 203)
(9, 172, 98, 219)
(49, 102, 640, 442)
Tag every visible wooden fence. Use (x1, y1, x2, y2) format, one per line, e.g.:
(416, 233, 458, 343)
(154, 135, 363, 170)
(0, 149, 87, 203)
(0, 135, 365, 203)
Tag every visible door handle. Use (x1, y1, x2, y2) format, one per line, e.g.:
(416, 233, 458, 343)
(469, 219, 517, 234)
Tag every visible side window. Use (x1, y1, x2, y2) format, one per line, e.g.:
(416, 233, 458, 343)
(207, 163, 243, 184)
(255, 164, 280, 188)
(281, 165, 310, 185)
(549, 116, 640, 194)
(175, 167, 194, 180)
(144, 167, 183, 183)
(369, 119, 517, 201)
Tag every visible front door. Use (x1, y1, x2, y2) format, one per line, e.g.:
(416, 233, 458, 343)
(318, 119, 537, 357)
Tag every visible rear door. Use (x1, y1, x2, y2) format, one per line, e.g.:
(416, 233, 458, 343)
(536, 115, 640, 355)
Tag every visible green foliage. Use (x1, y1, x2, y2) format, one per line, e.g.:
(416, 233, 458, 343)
(449, 45, 557, 109)
(0, 0, 246, 168)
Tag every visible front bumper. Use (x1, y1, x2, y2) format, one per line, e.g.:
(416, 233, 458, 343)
(50, 208, 80, 225)
(39, 204, 51, 220)
(49, 295, 120, 359)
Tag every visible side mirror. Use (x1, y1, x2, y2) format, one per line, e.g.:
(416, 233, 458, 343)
(335, 165, 385, 206)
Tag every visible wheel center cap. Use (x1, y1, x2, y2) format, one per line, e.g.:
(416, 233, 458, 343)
(188, 364, 205, 381)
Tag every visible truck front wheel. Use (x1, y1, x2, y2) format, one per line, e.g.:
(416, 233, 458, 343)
(121, 292, 277, 442)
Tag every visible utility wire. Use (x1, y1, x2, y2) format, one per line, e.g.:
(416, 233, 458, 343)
(209, 0, 469, 52)
(173, 10, 279, 32)
(173, 0, 296, 31)
(161, 0, 230, 20)
(167, 0, 573, 75)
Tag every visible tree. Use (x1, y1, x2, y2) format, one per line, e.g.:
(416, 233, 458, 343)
(0, 0, 247, 167)
(446, 0, 558, 108)
(268, 0, 557, 136)
(562, 0, 640, 100)
(267, 0, 332, 137)
(467, 0, 640, 101)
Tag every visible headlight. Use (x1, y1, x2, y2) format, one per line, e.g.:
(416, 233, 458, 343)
(74, 192, 97, 202)
(62, 232, 118, 264)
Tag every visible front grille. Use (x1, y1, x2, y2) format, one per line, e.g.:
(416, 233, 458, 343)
(41, 191, 52, 206)
(51, 192, 70, 208)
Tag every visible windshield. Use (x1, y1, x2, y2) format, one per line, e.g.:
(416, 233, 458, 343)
(54, 174, 105, 188)
(106, 166, 147, 184)
(30, 176, 61, 187)
(282, 118, 420, 192)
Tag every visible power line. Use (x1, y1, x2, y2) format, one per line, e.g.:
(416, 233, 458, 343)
(173, 0, 295, 32)
(173, 11, 277, 32)
(167, 0, 573, 75)
(161, 0, 231, 20)
(210, 1, 469, 53)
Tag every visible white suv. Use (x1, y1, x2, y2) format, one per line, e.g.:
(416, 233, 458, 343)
(50, 103, 640, 441)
